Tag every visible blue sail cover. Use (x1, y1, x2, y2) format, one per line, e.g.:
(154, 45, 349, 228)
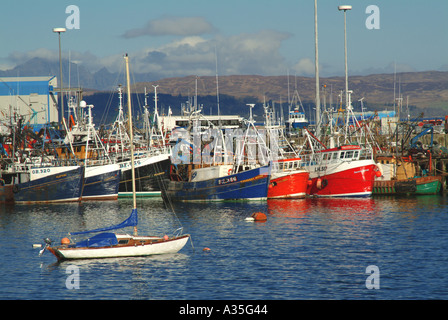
(70, 209, 138, 235)
(75, 233, 118, 248)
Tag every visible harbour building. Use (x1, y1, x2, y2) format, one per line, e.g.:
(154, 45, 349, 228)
(0, 76, 59, 132)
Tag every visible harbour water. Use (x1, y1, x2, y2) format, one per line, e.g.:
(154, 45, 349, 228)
(1, 195, 448, 301)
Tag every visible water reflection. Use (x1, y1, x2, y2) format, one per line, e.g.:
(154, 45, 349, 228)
(267, 199, 311, 218)
(267, 198, 379, 224)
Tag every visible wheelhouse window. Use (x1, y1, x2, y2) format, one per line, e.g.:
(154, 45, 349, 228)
(345, 151, 354, 159)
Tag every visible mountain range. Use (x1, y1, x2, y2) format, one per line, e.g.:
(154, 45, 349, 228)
(1, 57, 447, 118)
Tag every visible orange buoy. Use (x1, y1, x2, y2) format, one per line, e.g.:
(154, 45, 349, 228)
(251, 212, 267, 222)
(61, 237, 71, 245)
(163, 235, 169, 240)
(375, 170, 382, 177)
(203, 247, 211, 252)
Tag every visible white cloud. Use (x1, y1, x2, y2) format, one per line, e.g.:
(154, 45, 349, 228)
(2, 29, 298, 80)
(292, 58, 315, 76)
(6, 48, 103, 73)
(7, 48, 58, 64)
(216, 30, 292, 75)
(160, 36, 208, 51)
(99, 30, 293, 78)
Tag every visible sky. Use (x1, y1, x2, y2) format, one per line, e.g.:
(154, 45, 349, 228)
(0, 0, 447, 80)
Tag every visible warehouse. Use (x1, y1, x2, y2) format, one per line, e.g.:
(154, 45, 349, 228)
(0, 76, 59, 131)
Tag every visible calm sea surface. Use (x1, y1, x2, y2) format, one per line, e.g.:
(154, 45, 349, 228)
(1, 195, 448, 301)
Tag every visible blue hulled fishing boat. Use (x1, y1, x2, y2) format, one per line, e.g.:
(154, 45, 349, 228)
(164, 164, 270, 202)
(163, 103, 272, 202)
(1, 164, 84, 204)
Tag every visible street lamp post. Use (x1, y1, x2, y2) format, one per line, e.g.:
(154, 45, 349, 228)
(338, 5, 352, 110)
(53, 27, 66, 126)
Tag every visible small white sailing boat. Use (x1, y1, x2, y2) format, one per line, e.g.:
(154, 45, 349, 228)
(39, 54, 189, 261)
(42, 207, 189, 260)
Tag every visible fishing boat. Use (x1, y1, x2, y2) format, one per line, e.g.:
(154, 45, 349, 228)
(300, 129, 378, 197)
(163, 104, 271, 202)
(268, 158, 309, 199)
(39, 54, 189, 261)
(0, 114, 85, 203)
(374, 175, 442, 195)
(82, 164, 120, 200)
(285, 107, 308, 134)
(304, 145, 377, 197)
(164, 163, 271, 202)
(62, 98, 121, 201)
(261, 102, 309, 199)
(285, 83, 308, 136)
(116, 153, 170, 198)
(294, 67, 378, 198)
(374, 156, 442, 195)
(1, 162, 84, 204)
(104, 85, 171, 198)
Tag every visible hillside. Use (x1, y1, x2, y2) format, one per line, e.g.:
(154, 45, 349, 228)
(128, 71, 448, 117)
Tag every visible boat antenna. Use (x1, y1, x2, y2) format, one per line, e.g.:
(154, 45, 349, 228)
(124, 53, 138, 236)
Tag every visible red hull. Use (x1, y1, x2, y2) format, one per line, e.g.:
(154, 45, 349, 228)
(268, 171, 309, 199)
(307, 164, 376, 197)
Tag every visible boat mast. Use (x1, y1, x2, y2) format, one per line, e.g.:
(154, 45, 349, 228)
(215, 47, 221, 127)
(314, 0, 321, 136)
(124, 53, 138, 236)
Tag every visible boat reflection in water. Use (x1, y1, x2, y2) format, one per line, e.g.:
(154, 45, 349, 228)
(267, 197, 377, 219)
(266, 199, 311, 218)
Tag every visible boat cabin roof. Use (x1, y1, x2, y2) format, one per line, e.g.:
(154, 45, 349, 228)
(317, 145, 362, 153)
(274, 157, 302, 163)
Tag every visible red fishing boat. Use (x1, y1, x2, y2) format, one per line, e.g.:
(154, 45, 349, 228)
(268, 158, 309, 199)
(303, 144, 378, 197)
